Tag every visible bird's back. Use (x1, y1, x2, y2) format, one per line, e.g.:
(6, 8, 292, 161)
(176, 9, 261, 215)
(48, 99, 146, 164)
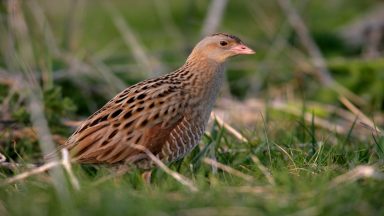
(63, 64, 222, 168)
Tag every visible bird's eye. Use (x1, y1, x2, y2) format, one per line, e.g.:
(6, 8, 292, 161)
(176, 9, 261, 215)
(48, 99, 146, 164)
(219, 41, 228, 46)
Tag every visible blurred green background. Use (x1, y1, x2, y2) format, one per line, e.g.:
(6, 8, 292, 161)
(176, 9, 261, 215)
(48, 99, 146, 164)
(1, 0, 383, 114)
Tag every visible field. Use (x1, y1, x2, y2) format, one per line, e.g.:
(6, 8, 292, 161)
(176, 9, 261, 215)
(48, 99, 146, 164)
(0, 0, 383, 215)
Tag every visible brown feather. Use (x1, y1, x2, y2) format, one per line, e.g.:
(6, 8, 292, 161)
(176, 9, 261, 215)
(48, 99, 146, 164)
(51, 33, 254, 169)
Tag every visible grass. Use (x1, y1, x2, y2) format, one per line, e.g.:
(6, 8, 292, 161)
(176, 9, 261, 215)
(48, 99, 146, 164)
(1, 127, 383, 215)
(0, 0, 384, 215)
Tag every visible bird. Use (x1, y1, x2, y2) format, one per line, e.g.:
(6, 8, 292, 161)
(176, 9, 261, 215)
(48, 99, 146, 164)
(57, 33, 254, 175)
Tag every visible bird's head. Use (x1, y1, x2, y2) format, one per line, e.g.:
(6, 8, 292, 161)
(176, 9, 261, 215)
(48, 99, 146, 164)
(188, 33, 255, 64)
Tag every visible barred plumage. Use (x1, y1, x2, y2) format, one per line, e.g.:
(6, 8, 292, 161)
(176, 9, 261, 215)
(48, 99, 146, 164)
(53, 33, 254, 170)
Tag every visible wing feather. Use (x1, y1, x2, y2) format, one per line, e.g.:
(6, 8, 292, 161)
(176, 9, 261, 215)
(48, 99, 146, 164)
(63, 79, 188, 165)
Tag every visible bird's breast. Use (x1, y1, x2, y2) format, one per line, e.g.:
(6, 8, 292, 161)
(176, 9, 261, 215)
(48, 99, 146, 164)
(185, 65, 225, 121)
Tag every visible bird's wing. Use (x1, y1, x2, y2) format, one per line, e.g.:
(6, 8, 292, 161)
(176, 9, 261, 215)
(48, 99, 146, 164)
(63, 79, 189, 164)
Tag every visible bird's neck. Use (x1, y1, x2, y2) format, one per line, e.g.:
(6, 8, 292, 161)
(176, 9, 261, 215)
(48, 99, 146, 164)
(181, 56, 225, 92)
(173, 56, 225, 119)
(184, 53, 223, 82)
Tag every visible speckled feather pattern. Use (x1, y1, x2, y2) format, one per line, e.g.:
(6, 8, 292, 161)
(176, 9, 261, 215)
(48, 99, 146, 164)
(64, 60, 224, 169)
(57, 33, 251, 169)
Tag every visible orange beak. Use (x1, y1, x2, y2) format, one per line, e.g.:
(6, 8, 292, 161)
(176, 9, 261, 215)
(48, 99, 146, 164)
(231, 44, 255, 55)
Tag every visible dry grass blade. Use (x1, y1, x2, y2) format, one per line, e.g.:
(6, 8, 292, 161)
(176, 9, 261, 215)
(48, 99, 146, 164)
(329, 165, 384, 188)
(63, 0, 85, 51)
(6, 0, 70, 199)
(105, 2, 164, 76)
(286, 207, 318, 216)
(25, 85, 60, 160)
(277, 0, 332, 85)
(1, 160, 61, 186)
(1, 149, 79, 189)
(25, 0, 60, 55)
(0, 201, 8, 216)
(61, 149, 80, 190)
(201, 0, 228, 36)
(339, 96, 382, 134)
(176, 206, 256, 216)
(0, 150, 37, 170)
(226, 186, 271, 195)
(267, 101, 346, 135)
(273, 143, 297, 170)
(210, 112, 248, 142)
(25, 0, 129, 98)
(359, 122, 383, 135)
(216, 98, 376, 140)
(153, 0, 184, 47)
(0, 162, 37, 170)
(63, 120, 83, 128)
(92, 166, 132, 186)
(89, 56, 126, 93)
(202, 157, 253, 182)
(270, 100, 347, 134)
(176, 206, 257, 216)
(7, 0, 35, 67)
(277, 0, 365, 106)
(0, 152, 5, 163)
(129, 144, 198, 192)
(250, 156, 276, 185)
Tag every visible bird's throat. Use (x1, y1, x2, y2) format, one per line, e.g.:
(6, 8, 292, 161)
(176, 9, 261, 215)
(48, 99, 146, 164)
(182, 59, 224, 94)
(174, 59, 225, 120)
